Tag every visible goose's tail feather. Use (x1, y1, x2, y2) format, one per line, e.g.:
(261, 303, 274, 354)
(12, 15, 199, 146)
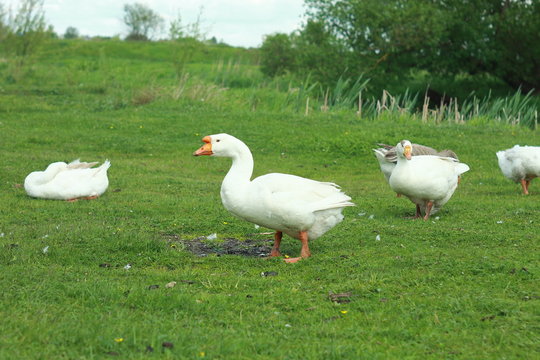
(312, 193, 355, 212)
(93, 160, 111, 176)
(67, 159, 99, 169)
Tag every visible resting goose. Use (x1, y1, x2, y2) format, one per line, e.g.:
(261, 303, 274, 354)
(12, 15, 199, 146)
(496, 145, 540, 194)
(388, 140, 469, 220)
(373, 143, 458, 182)
(193, 133, 354, 263)
(24, 159, 110, 201)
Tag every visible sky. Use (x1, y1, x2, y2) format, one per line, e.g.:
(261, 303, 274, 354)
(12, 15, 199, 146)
(3, 0, 306, 48)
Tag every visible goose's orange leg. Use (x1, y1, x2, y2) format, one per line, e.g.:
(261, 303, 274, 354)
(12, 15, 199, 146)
(284, 231, 311, 263)
(423, 201, 434, 221)
(520, 179, 529, 195)
(270, 231, 282, 257)
(66, 195, 98, 202)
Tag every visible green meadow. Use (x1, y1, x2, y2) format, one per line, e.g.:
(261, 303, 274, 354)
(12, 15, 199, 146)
(0, 40, 538, 359)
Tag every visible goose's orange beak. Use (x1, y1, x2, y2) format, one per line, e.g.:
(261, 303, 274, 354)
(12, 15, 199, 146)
(193, 136, 213, 156)
(404, 144, 412, 160)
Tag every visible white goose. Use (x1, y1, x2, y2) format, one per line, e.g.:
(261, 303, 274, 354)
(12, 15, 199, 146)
(496, 145, 540, 194)
(24, 159, 111, 201)
(389, 140, 469, 220)
(193, 134, 354, 263)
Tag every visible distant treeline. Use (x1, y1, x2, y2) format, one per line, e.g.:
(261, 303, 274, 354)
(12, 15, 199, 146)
(260, 0, 540, 100)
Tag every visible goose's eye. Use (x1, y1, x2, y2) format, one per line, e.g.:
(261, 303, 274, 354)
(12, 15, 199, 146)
(216, 139, 221, 142)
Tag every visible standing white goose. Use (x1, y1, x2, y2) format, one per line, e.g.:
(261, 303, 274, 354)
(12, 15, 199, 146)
(389, 140, 469, 220)
(496, 145, 540, 194)
(193, 134, 354, 263)
(24, 159, 110, 201)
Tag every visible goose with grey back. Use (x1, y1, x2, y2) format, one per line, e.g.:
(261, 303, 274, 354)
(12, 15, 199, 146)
(373, 143, 458, 183)
(388, 140, 469, 220)
(193, 134, 354, 263)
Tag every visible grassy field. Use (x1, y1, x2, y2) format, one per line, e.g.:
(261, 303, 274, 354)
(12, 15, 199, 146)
(0, 40, 538, 359)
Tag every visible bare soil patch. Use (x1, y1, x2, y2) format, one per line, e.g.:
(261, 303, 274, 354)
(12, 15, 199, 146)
(163, 234, 273, 257)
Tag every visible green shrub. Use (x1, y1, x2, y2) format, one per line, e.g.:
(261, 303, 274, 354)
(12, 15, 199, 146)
(260, 33, 297, 77)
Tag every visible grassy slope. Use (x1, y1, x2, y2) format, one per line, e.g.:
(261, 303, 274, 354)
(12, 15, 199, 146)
(0, 40, 538, 359)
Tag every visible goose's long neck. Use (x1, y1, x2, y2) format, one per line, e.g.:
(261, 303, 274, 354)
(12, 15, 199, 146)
(221, 144, 254, 195)
(24, 168, 61, 197)
(396, 155, 407, 165)
(394, 152, 411, 174)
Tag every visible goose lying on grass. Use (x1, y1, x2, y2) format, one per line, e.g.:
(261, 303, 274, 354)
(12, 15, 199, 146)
(373, 142, 458, 182)
(389, 140, 469, 220)
(496, 145, 540, 195)
(24, 159, 110, 201)
(193, 133, 354, 263)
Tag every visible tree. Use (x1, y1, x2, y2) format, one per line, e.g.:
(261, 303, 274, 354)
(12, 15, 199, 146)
(292, 20, 350, 86)
(0, 3, 8, 41)
(46, 24, 57, 38)
(260, 33, 297, 77)
(168, 6, 208, 42)
(303, 0, 540, 93)
(168, 11, 184, 40)
(492, 0, 540, 92)
(184, 6, 207, 41)
(3, 0, 48, 62)
(123, 3, 164, 41)
(64, 26, 79, 39)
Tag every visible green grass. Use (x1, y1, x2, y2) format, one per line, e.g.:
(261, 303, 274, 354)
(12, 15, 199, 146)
(0, 39, 538, 359)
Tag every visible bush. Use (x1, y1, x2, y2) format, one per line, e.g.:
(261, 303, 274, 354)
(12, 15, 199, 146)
(260, 33, 296, 77)
(63, 26, 79, 39)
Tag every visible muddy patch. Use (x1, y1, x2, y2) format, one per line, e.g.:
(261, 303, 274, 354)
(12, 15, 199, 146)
(164, 233, 273, 257)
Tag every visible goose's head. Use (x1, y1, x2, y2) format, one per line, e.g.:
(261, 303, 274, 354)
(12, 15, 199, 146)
(396, 140, 413, 160)
(193, 133, 245, 158)
(45, 162, 69, 173)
